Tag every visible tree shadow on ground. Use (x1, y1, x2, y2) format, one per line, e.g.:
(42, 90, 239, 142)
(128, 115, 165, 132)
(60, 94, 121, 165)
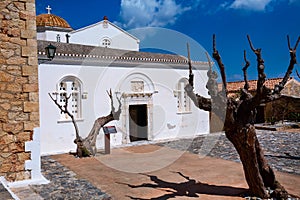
(265, 153, 300, 160)
(118, 172, 248, 200)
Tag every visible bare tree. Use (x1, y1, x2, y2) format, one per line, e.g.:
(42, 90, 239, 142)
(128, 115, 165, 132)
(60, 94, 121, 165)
(49, 89, 121, 157)
(185, 35, 299, 199)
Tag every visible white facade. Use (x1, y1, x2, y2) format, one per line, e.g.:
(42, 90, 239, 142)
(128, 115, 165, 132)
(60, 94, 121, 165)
(37, 19, 139, 51)
(69, 20, 140, 51)
(37, 30, 69, 43)
(37, 15, 209, 155)
(38, 58, 209, 155)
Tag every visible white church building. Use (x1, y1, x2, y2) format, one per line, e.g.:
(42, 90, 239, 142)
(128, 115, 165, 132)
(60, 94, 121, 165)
(37, 7, 210, 155)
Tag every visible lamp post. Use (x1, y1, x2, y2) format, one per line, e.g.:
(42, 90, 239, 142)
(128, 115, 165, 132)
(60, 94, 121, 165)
(38, 43, 56, 63)
(45, 44, 56, 59)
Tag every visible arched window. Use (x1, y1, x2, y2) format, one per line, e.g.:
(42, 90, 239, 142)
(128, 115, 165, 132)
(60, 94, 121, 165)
(101, 37, 111, 47)
(174, 78, 191, 113)
(57, 76, 82, 121)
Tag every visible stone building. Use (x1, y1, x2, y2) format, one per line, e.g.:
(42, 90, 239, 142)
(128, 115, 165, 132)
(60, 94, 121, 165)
(0, 0, 39, 182)
(264, 78, 300, 122)
(37, 40, 210, 155)
(36, 8, 139, 51)
(225, 77, 300, 123)
(35, 8, 210, 155)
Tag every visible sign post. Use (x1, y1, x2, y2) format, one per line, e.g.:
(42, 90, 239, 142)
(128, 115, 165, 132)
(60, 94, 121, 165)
(103, 126, 117, 154)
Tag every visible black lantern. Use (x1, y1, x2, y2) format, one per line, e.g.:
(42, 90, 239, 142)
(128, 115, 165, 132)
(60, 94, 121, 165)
(45, 43, 56, 60)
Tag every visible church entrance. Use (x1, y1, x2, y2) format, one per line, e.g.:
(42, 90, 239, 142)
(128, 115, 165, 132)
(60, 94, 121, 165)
(129, 104, 148, 142)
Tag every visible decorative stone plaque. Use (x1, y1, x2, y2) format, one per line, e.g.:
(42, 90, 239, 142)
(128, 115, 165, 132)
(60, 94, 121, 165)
(131, 81, 144, 92)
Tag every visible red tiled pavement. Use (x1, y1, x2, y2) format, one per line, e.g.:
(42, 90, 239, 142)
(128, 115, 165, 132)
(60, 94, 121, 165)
(52, 145, 300, 200)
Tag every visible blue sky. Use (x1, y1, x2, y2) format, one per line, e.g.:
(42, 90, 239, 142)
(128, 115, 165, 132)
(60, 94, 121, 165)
(36, 0, 300, 82)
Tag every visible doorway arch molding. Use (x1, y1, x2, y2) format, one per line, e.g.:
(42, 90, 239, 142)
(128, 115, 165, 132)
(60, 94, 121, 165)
(116, 72, 156, 143)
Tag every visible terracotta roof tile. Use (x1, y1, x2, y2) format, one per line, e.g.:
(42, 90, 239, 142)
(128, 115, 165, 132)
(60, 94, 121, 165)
(223, 77, 293, 92)
(36, 14, 72, 29)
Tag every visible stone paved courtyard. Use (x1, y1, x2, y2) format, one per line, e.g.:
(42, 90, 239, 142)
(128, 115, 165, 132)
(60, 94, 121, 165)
(4, 129, 300, 199)
(158, 130, 300, 175)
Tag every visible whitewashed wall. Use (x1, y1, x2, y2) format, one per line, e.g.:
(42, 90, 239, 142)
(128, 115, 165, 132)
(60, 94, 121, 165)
(69, 22, 139, 51)
(39, 62, 209, 155)
(37, 30, 69, 43)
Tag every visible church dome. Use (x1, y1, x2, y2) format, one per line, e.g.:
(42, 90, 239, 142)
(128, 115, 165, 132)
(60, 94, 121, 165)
(36, 13, 72, 29)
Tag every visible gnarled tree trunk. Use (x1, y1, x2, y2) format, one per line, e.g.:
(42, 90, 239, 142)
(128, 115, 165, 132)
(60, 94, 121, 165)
(79, 90, 121, 156)
(49, 89, 122, 157)
(185, 35, 299, 199)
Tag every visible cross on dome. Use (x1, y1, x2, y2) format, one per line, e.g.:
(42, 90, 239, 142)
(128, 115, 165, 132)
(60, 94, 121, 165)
(46, 5, 52, 14)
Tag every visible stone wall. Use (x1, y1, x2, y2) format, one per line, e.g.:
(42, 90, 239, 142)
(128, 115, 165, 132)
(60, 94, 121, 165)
(0, 0, 39, 181)
(265, 96, 300, 122)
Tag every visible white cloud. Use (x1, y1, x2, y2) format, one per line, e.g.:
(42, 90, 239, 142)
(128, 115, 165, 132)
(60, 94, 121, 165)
(118, 0, 190, 29)
(289, 0, 300, 5)
(117, 0, 297, 28)
(229, 0, 273, 11)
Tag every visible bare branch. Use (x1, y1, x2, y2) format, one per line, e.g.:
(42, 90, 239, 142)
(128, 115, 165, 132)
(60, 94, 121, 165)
(106, 89, 122, 120)
(205, 51, 213, 68)
(184, 51, 213, 113)
(190, 35, 290, 198)
(287, 35, 292, 50)
(187, 43, 194, 87)
(48, 93, 80, 140)
(205, 50, 219, 97)
(247, 35, 256, 52)
(213, 34, 216, 52)
(116, 95, 122, 114)
(243, 50, 250, 90)
(184, 44, 213, 112)
(48, 93, 64, 113)
(48, 92, 56, 103)
(106, 89, 114, 112)
(294, 36, 300, 50)
(247, 35, 266, 100)
(243, 50, 250, 67)
(274, 36, 299, 94)
(64, 93, 71, 114)
(212, 34, 227, 95)
(240, 51, 254, 102)
(187, 43, 192, 74)
(247, 35, 263, 58)
(185, 84, 212, 112)
(106, 89, 112, 99)
(287, 35, 300, 51)
(82, 89, 122, 156)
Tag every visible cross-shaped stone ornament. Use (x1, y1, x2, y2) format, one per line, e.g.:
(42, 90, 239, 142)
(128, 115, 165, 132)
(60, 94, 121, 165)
(46, 5, 51, 14)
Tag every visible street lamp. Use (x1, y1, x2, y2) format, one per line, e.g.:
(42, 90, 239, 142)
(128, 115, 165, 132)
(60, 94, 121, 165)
(45, 43, 56, 60)
(38, 43, 56, 63)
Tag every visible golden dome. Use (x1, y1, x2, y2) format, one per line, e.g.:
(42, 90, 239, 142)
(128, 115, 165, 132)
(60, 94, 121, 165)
(36, 13, 72, 29)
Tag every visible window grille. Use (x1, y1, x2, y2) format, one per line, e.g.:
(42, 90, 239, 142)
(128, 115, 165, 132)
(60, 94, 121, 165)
(56, 34, 61, 42)
(175, 78, 191, 113)
(57, 77, 82, 121)
(102, 38, 111, 47)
